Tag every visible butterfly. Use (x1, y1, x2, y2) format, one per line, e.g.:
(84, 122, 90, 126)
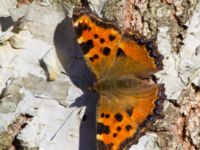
(72, 6, 165, 150)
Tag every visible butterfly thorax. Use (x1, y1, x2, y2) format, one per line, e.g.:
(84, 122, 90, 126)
(93, 74, 145, 94)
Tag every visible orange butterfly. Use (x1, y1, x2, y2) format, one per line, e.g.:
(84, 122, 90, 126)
(73, 7, 165, 150)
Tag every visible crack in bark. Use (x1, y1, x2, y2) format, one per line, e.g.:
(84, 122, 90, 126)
(181, 110, 199, 150)
(6, 114, 33, 150)
(168, 99, 181, 107)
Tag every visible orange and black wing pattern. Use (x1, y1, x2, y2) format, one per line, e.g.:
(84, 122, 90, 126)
(117, 31, 163, 78)
(73, 8, 121, 79)
(73, 7, 165, 150)
(96, 84, 165, 150)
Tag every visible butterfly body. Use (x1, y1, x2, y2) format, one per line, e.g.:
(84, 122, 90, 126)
(73, 7, 165, 150)
(96, 74, 146, 94)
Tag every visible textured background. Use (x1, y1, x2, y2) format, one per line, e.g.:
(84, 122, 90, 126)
(0, 0, 200, 150)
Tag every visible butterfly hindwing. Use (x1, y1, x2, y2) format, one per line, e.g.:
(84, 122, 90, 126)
(96, 95, 138, 150)
(96, 84, 164, 150)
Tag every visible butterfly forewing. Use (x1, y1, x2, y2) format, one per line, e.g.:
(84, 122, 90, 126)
(117, 32, 163, 79)
(73, 8, 121, 79)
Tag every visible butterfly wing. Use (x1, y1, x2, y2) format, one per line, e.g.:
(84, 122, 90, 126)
(73, 8, 163, 79)
(95, 37, 165, 149)
(116, 32, 163, 79)
(96, 84, 165, 150)
(72, 7, 165, 150)
(73, 8, 121, 79)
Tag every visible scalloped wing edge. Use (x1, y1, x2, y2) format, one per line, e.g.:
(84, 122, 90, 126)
(119, 84, 166, 150)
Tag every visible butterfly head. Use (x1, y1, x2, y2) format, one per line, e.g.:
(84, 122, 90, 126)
(73, 7, 92, 24)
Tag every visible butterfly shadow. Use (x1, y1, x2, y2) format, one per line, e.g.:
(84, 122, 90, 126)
(54, 15, 97, 150)
(0, 16, 14, 32)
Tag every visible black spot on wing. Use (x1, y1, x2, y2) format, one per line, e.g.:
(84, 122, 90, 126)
(103, 47, 111, 56)
(100, 38, 105, 43)
(113, 133, 117, 138)
(93, 54, 99, 59)
(125, 125, 132, 131)
(126, 108, 133, 117)
(115, 113, 123, 122)
(116, 47, 126, 57)
(97, 122, 110, 135)
(105, 114, 110, 118)
(101, 113, 105, 118)
(117, 126, 121, 132)
(75, 23, 91, 37)
(94, 34, 99, 39)
(89, 57, 94, 62)
(109, 34, 116, 41)
(80, 39, 94, 55)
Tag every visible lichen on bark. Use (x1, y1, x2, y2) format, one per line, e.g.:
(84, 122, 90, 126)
(102, 0, 198, 52)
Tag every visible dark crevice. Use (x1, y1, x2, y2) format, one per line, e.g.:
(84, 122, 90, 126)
(181, 113, 187, 140)
(149, 128, 168, 132)
(191, 83, 200, 93)
(0, 87, 7, 100)
(187, 134, 199, 150)
(9, 114, 33, 150)
(181, 113, 199, 150)
(39, 59, 51, 81)
(22, 113, 33, 119)
(12, 138, 25, 150)
(168, 99, 181, 107)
